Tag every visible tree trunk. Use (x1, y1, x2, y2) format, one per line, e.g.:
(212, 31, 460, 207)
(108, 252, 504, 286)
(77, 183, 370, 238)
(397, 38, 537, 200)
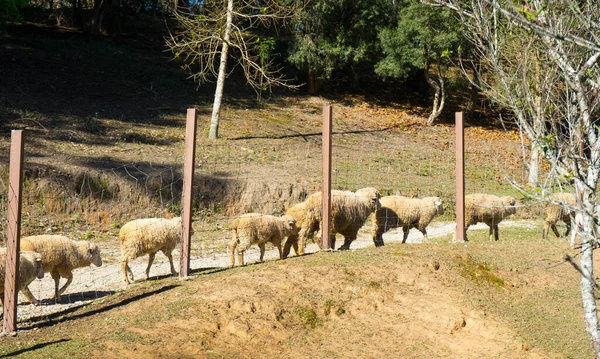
(308, 68, 317, 94)
(528, 143, 540, 188)
(424, 61, 445, 125)
(209, 0, 233, 140)
(89, 0, 109, 38)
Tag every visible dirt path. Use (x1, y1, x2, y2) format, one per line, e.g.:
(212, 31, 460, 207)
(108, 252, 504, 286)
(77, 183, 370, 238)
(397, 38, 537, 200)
(12, 220, 537, 323)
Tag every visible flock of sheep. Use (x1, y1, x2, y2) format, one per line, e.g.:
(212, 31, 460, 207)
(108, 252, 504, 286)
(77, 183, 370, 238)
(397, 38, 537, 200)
(0, 189, 580, 311)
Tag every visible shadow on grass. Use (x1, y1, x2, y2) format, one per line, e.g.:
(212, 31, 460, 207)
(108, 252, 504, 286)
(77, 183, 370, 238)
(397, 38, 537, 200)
(0, 339, 71, 358)
(229, 127, 394, 141)
(18, 284, 178, 331)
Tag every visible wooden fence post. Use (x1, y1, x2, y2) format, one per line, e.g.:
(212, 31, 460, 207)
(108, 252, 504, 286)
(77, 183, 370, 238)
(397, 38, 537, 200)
(3, 130, 24, 335)
(455, 112, 466, 242)
(180, 109, 197, 278)
(322, 105, 332, 250)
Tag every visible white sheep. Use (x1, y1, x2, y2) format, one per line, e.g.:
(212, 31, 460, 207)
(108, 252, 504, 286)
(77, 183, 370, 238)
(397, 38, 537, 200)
(570, 208, 600, 247)
(298, 187, 381, 253)
(119, 217, 182, 284)
(456, 193, 517, 242)
(282, 201, 319, 258)
(0, 249, 44, 306)
(542, 192, 577, 239)
(229, 213, 297, 267)
(20, 235, 102, 301)
(371, 196, 444, 246)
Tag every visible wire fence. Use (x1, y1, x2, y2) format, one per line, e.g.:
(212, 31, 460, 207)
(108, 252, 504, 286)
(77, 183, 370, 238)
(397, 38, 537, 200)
(0, 110, 570, 330)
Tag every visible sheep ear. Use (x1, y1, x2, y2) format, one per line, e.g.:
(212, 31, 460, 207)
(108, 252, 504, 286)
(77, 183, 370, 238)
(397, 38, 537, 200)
(288, 220, 295, 226)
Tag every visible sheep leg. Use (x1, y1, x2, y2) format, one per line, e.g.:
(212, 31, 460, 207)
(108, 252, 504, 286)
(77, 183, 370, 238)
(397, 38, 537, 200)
(57, 271, 73, 296)
(282, 234, 297, 258)
(276, 242, 283, 259)
(372, 224, 385, 247)
(564, 220, 572, 238)
(259, 243, 266, 262)
(164, 250, 177, 276)
(236, 241, 252, 267)
(402, 225, 410, 244)
(338, 231, 356, 251)
(51, 270, 61, 302)
(144, 252, 156, 280)
(121, 259, 133, 284)
(419, 227, 429, 241)
(550, 224, 561, 238)
(21, 286, 39, 306)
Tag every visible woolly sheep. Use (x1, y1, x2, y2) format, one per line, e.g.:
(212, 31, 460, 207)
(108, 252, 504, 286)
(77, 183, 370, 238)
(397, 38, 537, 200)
(119, 217, 181, 284)
(282, 201, 319, 258)
(371, 196, 444, 246)
(298, 187, 381, 253)
(457, 193, 517, 242)
(0, 249, 44, 306)
(21, 235, 102, 301)
(229, 213, 297, 267)
(542, 192, 577, 239)
(570, 208, 600, 247)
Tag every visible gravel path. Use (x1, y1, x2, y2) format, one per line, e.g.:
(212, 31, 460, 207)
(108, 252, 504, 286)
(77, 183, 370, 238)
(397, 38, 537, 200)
(8, 220, 537, 323)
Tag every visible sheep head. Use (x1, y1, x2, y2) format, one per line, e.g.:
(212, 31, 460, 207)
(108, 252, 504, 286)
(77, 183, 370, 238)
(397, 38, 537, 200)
(31, 252, 44, 279)
(500, 196, 517, 216)
(355, 187, 381, 210)
(428, 197, 444, 215)
(282, 214, 299, 234)
(88, 244, 103, 267)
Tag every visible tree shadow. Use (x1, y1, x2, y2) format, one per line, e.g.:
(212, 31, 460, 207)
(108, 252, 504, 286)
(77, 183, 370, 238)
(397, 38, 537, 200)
(0, 339, 71, 358)
(17, 284, 178, 331)
(38, 290, 116, 306)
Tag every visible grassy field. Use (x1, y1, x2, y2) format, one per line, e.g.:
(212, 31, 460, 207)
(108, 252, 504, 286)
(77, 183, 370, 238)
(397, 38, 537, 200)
(0, 22, 592, 358)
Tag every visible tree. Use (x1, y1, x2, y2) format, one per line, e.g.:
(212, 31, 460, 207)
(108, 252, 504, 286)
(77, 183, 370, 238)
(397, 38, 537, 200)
(167, 0, 300, 139)
(0, 0, 28, 31)
(287, 0, 395, 93)
(376, 0, 465, 125)
(426, 0, 600, 355)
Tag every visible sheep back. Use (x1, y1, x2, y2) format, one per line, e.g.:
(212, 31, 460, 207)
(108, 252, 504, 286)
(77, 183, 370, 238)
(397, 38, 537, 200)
(21, 235, 102, 273)
(119, 217, 182, 261)
(465, 193, 517, 226)
(231, 213, 297, 247)
(0, 249, 44, 304)
(544, 192, 577, 223)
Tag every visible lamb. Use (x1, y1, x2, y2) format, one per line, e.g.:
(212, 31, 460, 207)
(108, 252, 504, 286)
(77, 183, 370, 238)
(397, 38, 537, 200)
(119, 217, 181, 284)
(229, 213, 297, 267)
(456, 193, 517, 241)
(542, 192, 577, 239)
(282, 201, 319, 258)
(298, 187, 381, 253)
(20, 235, 102, 301)
(0, 249, 44, 306)
(371, 196, 444, 246)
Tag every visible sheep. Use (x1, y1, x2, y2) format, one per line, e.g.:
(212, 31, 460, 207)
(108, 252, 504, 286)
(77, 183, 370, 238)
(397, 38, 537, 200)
(20, 235, 102, 301)
(229, 213, 297, 267)
(119, 217, 181, 284)
(570, 207, 600, 247)
(0, 249, 44, 306)
(542, 192, 577, 239)
(298, 187, 381, 253)
(371, 196, 444, 246)
(282, 201, 319, 258)
(456, 193, 517, 242)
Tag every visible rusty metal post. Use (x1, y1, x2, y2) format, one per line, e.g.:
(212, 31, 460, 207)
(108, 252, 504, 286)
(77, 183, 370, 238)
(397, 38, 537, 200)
(180, 109, 197, 278)
(4, 130, 24, 334)
(455, 112, 466, 242)
(321, 105, 332, 250)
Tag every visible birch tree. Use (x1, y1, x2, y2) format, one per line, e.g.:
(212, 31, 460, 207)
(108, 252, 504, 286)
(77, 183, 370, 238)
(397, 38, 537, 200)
(425, 0, 600, 355)
(167, 0, 300, 139)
